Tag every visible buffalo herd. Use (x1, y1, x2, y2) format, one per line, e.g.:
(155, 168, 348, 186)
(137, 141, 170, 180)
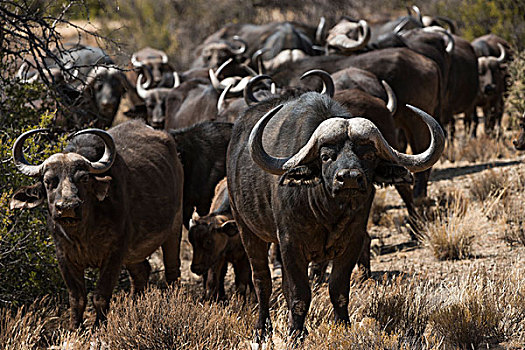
(10, 4, 518, 343)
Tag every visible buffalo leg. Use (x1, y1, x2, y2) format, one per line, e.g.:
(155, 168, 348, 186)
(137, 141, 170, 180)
(329, 232, 366, 324)
(395, 183, 421, 239)
(206, 259, 226, 300)
(233, 255, 252, 297)
(127, 259, 151, 294)
(93, 253, 124, 327)
(58, 256, 87, 329)
(279, 238, 310, 337)
(356, 232, 371, 279)
(238, 222, 273, 340)
(161, 225, 182, 284)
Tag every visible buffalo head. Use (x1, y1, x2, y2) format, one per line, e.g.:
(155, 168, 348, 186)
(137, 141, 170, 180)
(249, 102, 444, 196)
(131, 47, 176, 88)
(188, 210, 237, 275)
(200, 36, 247, 69)
(478, 43, 506, 96)
(135, 72, 180, 129)
(10, 129, 115, 228)
(326, 18, 371, 53)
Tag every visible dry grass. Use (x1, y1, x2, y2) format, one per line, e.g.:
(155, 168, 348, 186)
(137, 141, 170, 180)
(469, 169, 509, 202)
(420, 191, 478, 260)
(445, 133, 515, 163)
(3, 264, 524, 349)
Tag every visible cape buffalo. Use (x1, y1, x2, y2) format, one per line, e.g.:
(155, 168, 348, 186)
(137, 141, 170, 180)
(10, 120, 184, 329)
(188, 178, 251, 300)
(227, 91, 444, 340)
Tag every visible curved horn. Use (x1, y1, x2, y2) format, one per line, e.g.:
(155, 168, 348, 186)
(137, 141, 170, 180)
(374, 104, 444, 172)
(316, 16, 326, 43)
(434, 15, 457, 34)
(328, 19, 371, 51)
(423, 26, 454, 53)
(394, 17, 410, 34)
(230, 36, 247, 55)
(71, 129, 116, 174)
(252, 48, 269, 74)
(496, 43, 506, 62)
(209, 58, 235, 91)
(411, 5, 423, 24)
(217, 83, 233, 114)
(248, 104, 288, 175)
(161, 52, 168, 64)
(172, 71, 180, 88)
(131, 53, 143, 68)
(244, 74, 274, 105)
(12, 128, 49, 177)
(136, 73, 150, 99)
(300, 69, 335, 98)
(381, 80, 397, 115)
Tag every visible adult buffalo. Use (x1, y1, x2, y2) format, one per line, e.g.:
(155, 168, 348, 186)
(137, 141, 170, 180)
(469, 35, 512, 137)
(17, 44, 128, 129)
(271, 48, 441, 199)
(192, 22, 317, 70)
(10, 121, 183, 329)
(170, 121, 233, 229)
(227, 91, 444, 340)
(129, 47, 177, 89)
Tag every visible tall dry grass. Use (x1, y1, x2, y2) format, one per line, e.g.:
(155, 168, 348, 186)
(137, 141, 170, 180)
(2, 263, 524, 349)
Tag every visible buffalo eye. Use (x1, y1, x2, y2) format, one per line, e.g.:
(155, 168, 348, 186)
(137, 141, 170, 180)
(44, 176, 58, 190)
(320, 147, 336, 163)
(79, 174, 90, 184)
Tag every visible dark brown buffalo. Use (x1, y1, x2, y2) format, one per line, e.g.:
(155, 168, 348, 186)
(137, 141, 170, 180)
(227, 90, 444, 340)
(18, 44, 128, 129)
(170, 121, 233, 228)
(129, 47, 177, 89)
(469, 35, 512, 137)
(192, 22, 318, 70)
(271, 48, 441, 199)
(10, 120, 183, 329)
(188, 178, 252, 300)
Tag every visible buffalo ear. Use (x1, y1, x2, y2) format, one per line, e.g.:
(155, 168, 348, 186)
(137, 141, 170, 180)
(279, 165, 322, 187)
(10, 183, 45, 210)
(218, 220, 238, 237)
(124, 105, 147, 119)
(94, 176, 112, 201)
(374, 162, 413, 185)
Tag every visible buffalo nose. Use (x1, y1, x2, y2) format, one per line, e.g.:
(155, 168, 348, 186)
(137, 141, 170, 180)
(484, 84, 496, 94)
(55, 200, 80, 212)
(335, 169, 366, 189)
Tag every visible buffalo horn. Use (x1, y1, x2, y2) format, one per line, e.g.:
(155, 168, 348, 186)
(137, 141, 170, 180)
(71, 129, 116, 174)
(381, 80, 397, 115)
(316, 16, 326, 43)
(131, 53, 143, 68)
(12, 129, 50, 177)
(434, 15, 457, 34)
(423, 26, 454, 53)
(248, 104, 288, 175)
(252, 48, 269, 74)
(217, 84, 233, 114)
(496, 43, 506, 62)
(172, 71, 180, 88)
(374, 105, 444, 172)
(136, 73, 150, 99)
(161, 52, 169, 64)
(230, 36, 247, 55)
(244, 74, 274, 105)
(300, 70, 335, 98)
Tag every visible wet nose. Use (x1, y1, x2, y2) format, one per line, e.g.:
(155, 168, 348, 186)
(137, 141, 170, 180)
(55, 200, 80, 212)
(335, 169, 366, 189)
